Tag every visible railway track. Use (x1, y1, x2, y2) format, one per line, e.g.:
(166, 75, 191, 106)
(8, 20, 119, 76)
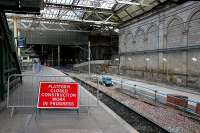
(73, 77, 169, 133)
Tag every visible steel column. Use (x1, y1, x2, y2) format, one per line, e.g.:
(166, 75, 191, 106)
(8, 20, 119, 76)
(0, 32, 4, 100)
(52, 47, 54, 66)
(58, 45, 60, 67)
(13, 17, 21, 57)
(88, 41, 91, 77)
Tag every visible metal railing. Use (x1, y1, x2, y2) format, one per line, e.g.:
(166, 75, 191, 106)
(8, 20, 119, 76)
(7, 74, 100, 116)
(113, 78, 200, 117)
(20, 62, 33, 72)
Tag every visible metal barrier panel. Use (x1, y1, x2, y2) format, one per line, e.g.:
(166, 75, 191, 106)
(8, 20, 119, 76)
(72, 74, 100, 107)
(20, 62, 33, 72)
(112, 78, 200, 117)
(7, 74, 99, 109)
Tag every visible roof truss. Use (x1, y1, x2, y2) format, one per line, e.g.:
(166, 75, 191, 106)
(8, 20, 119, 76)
(5, 0, 185, 29)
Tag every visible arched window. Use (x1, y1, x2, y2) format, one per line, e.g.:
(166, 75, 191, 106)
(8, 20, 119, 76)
(119, 33, 125, 46)
(121, 31, 133, 52)
(188, 10, 200, 46)
(188, 10, 200, 75)
(135, 28, 145, 51)
(167, 17, 184, 48)
(126, 32, 133, 45)
(147, 24, 158, 50)
(118, 31, 125, 53)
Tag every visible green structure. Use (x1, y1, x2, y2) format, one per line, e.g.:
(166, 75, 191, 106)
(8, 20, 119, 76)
(0, 12, 21, 101)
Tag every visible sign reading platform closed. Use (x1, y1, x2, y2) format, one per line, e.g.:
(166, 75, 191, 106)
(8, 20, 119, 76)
(37, 82, 79, 109)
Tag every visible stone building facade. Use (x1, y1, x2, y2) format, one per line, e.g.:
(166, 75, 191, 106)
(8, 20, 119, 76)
(118, 1, 200, 89)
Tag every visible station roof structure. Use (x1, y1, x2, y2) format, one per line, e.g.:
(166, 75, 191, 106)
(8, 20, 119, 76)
(3, 0, 186, 31)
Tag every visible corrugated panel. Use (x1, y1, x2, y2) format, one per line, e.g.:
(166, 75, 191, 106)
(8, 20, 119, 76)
(21, 30, 89, 45)
(131, 9, 145, 18)
(142, 3, 156, 11)
(144, 0, 156, 4)
(122, 15, 132, 21)
(117, 11, 128, 18)
(0, 0, 43, 14)
(126, 5, 140, 13)
(20, 0, 43, 8)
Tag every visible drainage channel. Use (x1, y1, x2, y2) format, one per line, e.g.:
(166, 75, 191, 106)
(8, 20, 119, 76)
(73, 77, 169, 133)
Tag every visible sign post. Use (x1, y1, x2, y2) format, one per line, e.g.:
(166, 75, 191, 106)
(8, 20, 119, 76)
(37, 82, 79, 109)
(18, 37, 26, 48)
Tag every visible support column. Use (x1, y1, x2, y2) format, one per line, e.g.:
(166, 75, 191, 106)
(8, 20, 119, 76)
(42, 45, 44, 56)
(88, 41, 91, 77)
(17, 29, 20, 57)
(118, 49, 121, 74)
(13, 17, 20, 57)
(58, 45, 60, 67)
(0, 32, 4, 101)
(13, 17, 17, 48)
(41, 44, 44, 64)
(52, 47, 54, 66)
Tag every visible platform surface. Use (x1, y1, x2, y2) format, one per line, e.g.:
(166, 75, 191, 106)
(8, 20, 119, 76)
(1, 67, 137, 133)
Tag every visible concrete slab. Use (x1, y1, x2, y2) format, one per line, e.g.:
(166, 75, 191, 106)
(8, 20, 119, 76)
(1, 67, 138, 133)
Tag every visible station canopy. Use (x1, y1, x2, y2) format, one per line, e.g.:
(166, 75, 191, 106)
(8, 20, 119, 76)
(5, 0, 185, 31)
